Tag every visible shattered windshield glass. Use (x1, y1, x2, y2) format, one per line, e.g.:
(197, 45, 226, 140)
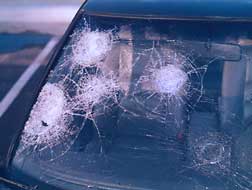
(11, 15, 252, 190)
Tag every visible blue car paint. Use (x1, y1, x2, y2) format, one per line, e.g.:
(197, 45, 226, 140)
(84, 0, 252, 20)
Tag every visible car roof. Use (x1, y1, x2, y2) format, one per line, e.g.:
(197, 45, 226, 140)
(83, 0, 252, 21)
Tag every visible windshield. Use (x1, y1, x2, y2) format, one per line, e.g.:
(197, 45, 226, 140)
(11, 14, 252, 190)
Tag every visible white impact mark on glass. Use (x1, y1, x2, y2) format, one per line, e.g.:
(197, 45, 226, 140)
(20, 83, 73, 149)
(71, 29, 113, 67)
(132, 46, 206, 125)
(64, 73, 120, 153)
(69, 74, 120, 113)
(153, 65, 188, 96)
(189, 133, 232, 176)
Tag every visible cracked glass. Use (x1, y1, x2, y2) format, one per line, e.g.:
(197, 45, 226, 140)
(11, 15, 252, 190)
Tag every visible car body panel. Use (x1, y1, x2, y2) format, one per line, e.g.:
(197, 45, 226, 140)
(84, 0, 252, 21)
